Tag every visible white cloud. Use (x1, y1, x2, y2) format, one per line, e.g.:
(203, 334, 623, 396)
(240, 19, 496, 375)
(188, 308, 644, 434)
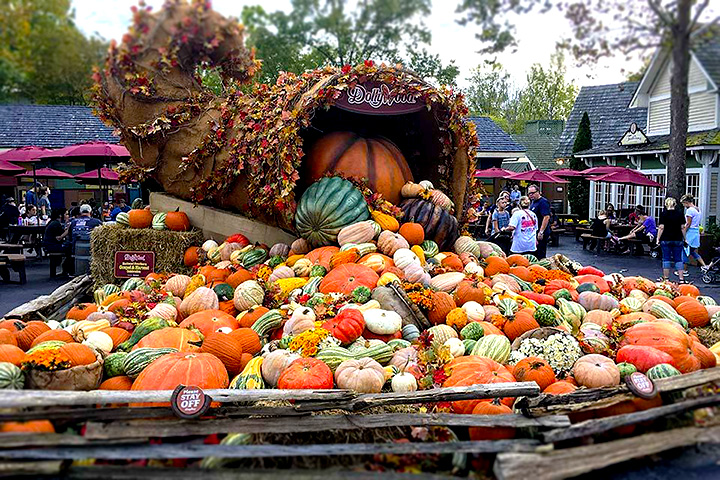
(72, 0, 643, 90)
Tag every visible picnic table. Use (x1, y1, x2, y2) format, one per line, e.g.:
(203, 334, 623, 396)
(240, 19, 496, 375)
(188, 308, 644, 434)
(8, 224, 45, 258)
(609, 223, 635, 237)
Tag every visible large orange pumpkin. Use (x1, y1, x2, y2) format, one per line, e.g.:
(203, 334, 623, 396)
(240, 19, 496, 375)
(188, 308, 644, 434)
(468, 398, 515, 440)
(0, 420, 54, 433)
(513, 357, 556, 391)
(100, 376, 134, 390)
(205, 268, 230, 284)
(131, 352, 229, 406)
(506, 254, 530, 267)
(484, 256, 509, 276)
(620, 322, 701, 373)
(319, 264, 379, 295)
(509, 266, 532, 282)
(128, 208, 153, 228)
(303, 131, 413, 205)
(226, 268, 254, 288)
(675, 299, 709, 328)
(305, 246, 340, 269)
(100, 327, 132, 349)
(133, 327, 202, 352)
(0, 330, 17, 346)
(277, 357, 333, 390)
(180, 310, 239, 336)
(59, 343, 97, 367)
(165, 208, 190, 231)
(15, 321, 50, 351)
(66, 303, 98, 321)
(201, 332, 244, 377)
(0, 344, 26, 366)
(184, 246, 201, 267)
(443, 356, 516, 413)
(454, 279, 489, 306)
(677, 283, 700, 297)
(0, 320, 24, 332)
(503, 308, 539, 341)
(228, 328, 261, 355)
(30, 329, 75, 348)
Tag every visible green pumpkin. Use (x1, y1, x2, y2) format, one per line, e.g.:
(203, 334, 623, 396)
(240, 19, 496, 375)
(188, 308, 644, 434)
(266, 255, 284, 269)
(460, 322, 484, 341)
(241, 248, 268, 268)
(295, 177, 370, 248)
(617, 362, 637, 380)
(213, 283, 235, 302)
(552, 289, 573, 302)
(420, 240, 439, 258)
(152, 212, 167, 230)
(104, 352, 128, 378)
(121, 278, 145, 291)
(0, 362, 24, 389)
(577, 282, 600, 294)
(534, 304, 560, 327)
(115, 212, 130, 226)
(351, 285, 372, 303)
(310, 265, 327, 277)
(646, 363, 681, 380)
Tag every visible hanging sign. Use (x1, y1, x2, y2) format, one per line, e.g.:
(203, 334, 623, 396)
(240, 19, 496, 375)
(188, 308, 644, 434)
(625, 372, 657, 399)
(170, 385, 212, 419)
(336, 81, 425, 115)
(114, 251, 155, 278)
(618, 123, 649, 146)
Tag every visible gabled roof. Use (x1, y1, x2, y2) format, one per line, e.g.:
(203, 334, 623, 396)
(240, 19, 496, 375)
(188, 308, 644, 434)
(468, 117, 526, 153)
(554, 82, 646, 159)
(575, 127, 720, 157)
(0, 105, 117, 148)
(694, 26, 720, 88)
(512, 131, 562, 171)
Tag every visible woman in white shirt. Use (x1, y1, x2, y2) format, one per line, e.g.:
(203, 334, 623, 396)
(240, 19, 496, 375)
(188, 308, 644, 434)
(505, 196, 538, 255)
(681, 194, 708, 271)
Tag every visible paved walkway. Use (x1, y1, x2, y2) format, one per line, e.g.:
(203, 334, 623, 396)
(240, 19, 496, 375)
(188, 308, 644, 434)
(0, 257, 70, 316)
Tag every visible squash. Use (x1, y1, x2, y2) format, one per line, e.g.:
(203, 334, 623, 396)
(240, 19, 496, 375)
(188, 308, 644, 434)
(128, 208, 153, 228)
(179, 287, 219, 317)
(573, 354, 620, 388)
(180, 310, 238, 336)
(319, 264, 379, 295)
(337, 221, 376, 246)
(470, 334, 511, 364)
(261, 349, 301, 387)
(334, 357, 385, 393)
(429, 272, 466, 293)
(363, 309, 402, 335)
(578, 291, 619, 312)
(0, 362, 24, 389)
(322, 308, 365, 344)
(513, 357, 556, 391)
(277, 358, 334, 389)
(233, 280, 265, 311)
(284, 307, 317, 336)
(400, 198, 459, 251)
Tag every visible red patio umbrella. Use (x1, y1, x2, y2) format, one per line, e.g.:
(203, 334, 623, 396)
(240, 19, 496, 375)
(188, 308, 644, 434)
(0, 146, 51, 162)
(474, 167, 513, 178)
(75, 167, 120, 183)
(588, 168, 664, 211)
(551, 168, 587, 178)
(0, 159, 25, 174)
(15, 167, 74, 179)
(580, 166, 627, 176)
(506, 169, 568, 183)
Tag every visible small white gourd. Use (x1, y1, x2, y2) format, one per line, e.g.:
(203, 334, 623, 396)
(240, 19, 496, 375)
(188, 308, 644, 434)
(391, 371, 418, 392)
(83, 331, 113, 354)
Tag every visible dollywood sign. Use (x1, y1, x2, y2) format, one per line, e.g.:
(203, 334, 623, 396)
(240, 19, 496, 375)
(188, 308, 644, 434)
(336, 81, 425, 115)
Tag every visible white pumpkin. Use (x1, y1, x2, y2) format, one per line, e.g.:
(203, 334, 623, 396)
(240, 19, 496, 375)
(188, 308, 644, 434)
(391, 371, 418, 392)
(418, 180, 434, 190)
(268, 266, 295, 284)
(46, 320, 61, 330)
(334, 357, 385, 393)
(202, 239, 218, 252)
(403, 262, 426, 283)
(283, 307, 316, 336)
(233, 280, 265, 311)
(147, 303, 177, 322)
(444, 337, 465, 357)
(464, 262, 484, 276)
(261, 349, 301, 386)
(83, 331, 113, 354)
(363, 309, 402, 335)
(462, 301, 485, 322)
(164, 274, 191, 298)
(393, 249, 420, 271)
(389, 346, 418, 369)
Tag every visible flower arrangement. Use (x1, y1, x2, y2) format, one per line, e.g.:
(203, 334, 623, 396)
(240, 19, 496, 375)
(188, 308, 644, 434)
(288, 328, 336, 357)
(22, 349, 71, 372)
(509, 333, 582, 376)
(402, 282, 434, 311)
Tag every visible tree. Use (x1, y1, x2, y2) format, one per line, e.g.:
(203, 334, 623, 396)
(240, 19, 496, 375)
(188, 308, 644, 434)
(241, 0, 459, 85)
(464, 61, 513, 119)
(0, 0, 108, 104)
(569, 112, 592, 219)
(456, 0, 718, 200)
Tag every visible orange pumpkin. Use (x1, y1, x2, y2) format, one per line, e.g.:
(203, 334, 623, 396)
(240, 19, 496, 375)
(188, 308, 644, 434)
(444, 356, 516, 412)
(454, 279, 488, 306)
(201, 332, 244, 377)
(100, 327, 132, 349)
(100, 376, 134, 390)
(677, 283, 700, 297)
(468, 398, 515, 440)
(0, 344, 26, 366)
(543, 381, 577, 395)
(503, 308, 539, 341)
(184, 246, 201, 267)
(428, 292, 456, 325)
(15, 321, 50, 351)
(506, 254, 530, 267)
(484, 256, 510, 276)
(228, 328, 261, 355)
(128, 208, 153, 228)
(358, 253, 394, 273)
(237, 306, 270, 329)
(691, 340, 717, 369)
(226, 268, 254, 288)
(319, 264, 379, 295)
(198, 265, 217, 279)
(0, 330, 17, 346)
(513, 357, 556, 391)
(305, 246, 340, 269)
(165, 208, 190, 231)
(0, 320, 24, 332)
(205, 268, 230, 284)
(475, 321, 504, 336)
(218, 300, 238, 317)
(239, 352, 253, 371)
(30, 329, 75, 348)
(180, 310, 239, 336)
(398, 222, 425, 245)
(277, 357, 334, 390)
(133, 327, 202, 352)
(673, 295, 697, 308)
(0, 420, 54, 433)
(59, 343, 97, 367)
(440, 253, 464, 272)
(621, 322, 701, 373)
(614, 312, 655, 328)
(303, 131, 413, 205)
(108, 299, 131, 313)
(329, 248, 361, 270)
(509, 266, 532, 282)
(676, 299, 709, 328)
(67, 303, 98, 321)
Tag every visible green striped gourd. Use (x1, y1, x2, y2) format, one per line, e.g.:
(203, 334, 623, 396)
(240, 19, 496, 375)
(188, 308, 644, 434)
(711, 312, 720, 330)
(534, 304, 561, 327)
(103, 283, 121, 295)
(115, 212, 130, 226)
(316, 344, 394, 371)
(617, 362, 637, 379)
(648, 301, 689, 329)
(123, 347, 178, 378)
(552, 289, 573, 302)
(251, 309, 283, 337)
(229, 357, 264, 389)
(462, 339, 477, 353)
(420, 240, 439, 259)
(698, 296, 717, 306)
(121, 278, 145, 291)
(619, 296, 644, 314)
(369, 220, 382, 238)
(471, 334, 511, 364)
(294, 177, 371, 248)
(301, 277, 323, 296)
(536, 258, 553, 268)
(26, 341, 66, 354)
(93, 288, 107, 305)
(556, 299, 586, 333)
(523, 254, 539, 264)
(309, 265, 327, 277)
(207, 246, 222, 264)
(103, 352, 128, 378)
(241, 248, 268, 268)
(402, 324, 420, 341)
(454, 236, 481, 258)
(152, 212, 167, 230)
(200, 433, 253, 469)
(387, 339, 411, 350)
(460, 322, 484, 341)
(497, 298, 518, 318)
(510, 275, 533, 292)
(340, 242, 377, 256)
(646, 363, 681, 380)
(118, 317, 171, 351)
(0, 362, 24, 389)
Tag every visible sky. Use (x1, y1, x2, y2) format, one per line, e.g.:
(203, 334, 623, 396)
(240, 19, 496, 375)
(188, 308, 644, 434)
(71, 0, 645, 90)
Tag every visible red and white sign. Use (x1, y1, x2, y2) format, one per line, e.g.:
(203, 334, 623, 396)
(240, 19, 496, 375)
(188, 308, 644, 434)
(171, 385, 211, 419)
(336, 81, 425, 115)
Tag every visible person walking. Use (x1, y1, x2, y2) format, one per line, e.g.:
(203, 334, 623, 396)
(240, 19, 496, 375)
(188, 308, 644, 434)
(37, 187, 51, 221)
(656, 197, 686, 283)
(505, 196, 538, 255)
(510, 184, 521, 206)
(528, 184, 551, 259)
(69, 204, 102, 247)
(681, 194, 708, 272)
(43, 208, 72, 277)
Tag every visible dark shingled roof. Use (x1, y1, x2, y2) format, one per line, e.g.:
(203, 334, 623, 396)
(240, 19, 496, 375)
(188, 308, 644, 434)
(512, 132, 562, 171)
(554, 82, 646, 159)
(694, 26, 720, 88)
(469, 116, 526, 153)
(576, 127, 720, 156)
(0, 105, 117, 148)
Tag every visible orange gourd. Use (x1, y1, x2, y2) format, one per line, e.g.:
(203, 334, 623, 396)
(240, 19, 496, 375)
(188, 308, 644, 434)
(0, 330, 17, 346)
(226, 268, 254, 288)
(133, 327, 202, 352)
(506, 254, 530, 267)
(128, 208, 153, 228)
(165, 208, 190, 231)
(503, 308, 539, 341)
(484, 256, 509, 276)
(0, 320, 24, 332)
(319, 264, 379, 295)
(468, 398, 515, 440)
(673, 295, 696, 308)
(0, 420, 54, 433)
(14, 321, 50, 351)
(205, 268, 230, 284)
(0, 344, 26, 366)
(100, 327, 132, 349)
(180, 310, 239, 336)
(201, 332, 244, 376)
(677, 284, 700, 297)
(237, 306, 269, 328)
(329, 248, 361, 270)
(513, 357, 556, 391)
(59, 343, 97, 367)
(398, 222, 425, 245)
(675, 299, 709, 328)
(100, 376, 134, 390)
(428, 292, 456, 325)
(30, 329, 75, 348)
(509, 266, 532, 282)
(543, 381, 577, 395)
(444, 356, 516, 413)
(454, 279, 489, 306)
(228, 328, 261, 355)
(440, 253, 464, 272)
(184, 246, 201, 267)
(305, 246, 340, 269)
(66, 303, 98, 321)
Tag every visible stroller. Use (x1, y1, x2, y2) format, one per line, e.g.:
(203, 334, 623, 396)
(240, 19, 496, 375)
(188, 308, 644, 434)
(701, 247, 720, 284)
(488, 231, 512, 256)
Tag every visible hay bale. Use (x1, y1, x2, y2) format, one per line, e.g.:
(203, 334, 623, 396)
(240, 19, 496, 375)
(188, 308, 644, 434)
(90, 224, 203, 286)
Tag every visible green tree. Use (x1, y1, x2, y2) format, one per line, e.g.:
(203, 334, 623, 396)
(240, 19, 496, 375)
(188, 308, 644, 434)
(0, 0, 107, 104)
(242, 0, 459, 85)
(569, 111, 592, 218)
(464, 61, 513, 118)
(455, 0, 717, 200)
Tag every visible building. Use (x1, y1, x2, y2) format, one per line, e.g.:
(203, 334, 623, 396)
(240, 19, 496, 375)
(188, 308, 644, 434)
(0, 104, 126, 207)
(555, 28, 720, 220)
(469, 116, 526, 198)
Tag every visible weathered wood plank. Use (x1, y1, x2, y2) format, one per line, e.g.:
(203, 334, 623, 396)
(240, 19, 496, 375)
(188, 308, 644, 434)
(84, 413, 570, 440)
(494, 424, 720, 480)
(0, 434, 144, 448)
(0, 439, 540, 460)
(3, 274, 92, 320)
(542, 394, 720, 443)
(0, 461, 62, 476)
(0, 383, 539, 409)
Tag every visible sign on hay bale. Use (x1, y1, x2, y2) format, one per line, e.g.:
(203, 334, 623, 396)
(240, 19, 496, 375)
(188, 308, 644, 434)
(90, 224, 203, 286)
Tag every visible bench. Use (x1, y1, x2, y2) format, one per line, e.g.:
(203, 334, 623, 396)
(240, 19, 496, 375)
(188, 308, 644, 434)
(549, 228, 566, 247)
(581, 234, 608, 253)
(0, 254, 27, 284)
(0, 243, 24, 254)
(575, 227, 593, 242)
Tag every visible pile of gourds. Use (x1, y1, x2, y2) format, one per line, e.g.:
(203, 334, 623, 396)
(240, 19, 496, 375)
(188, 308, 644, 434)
(1, 177, 719, 428)
(115, 206, 191, 231)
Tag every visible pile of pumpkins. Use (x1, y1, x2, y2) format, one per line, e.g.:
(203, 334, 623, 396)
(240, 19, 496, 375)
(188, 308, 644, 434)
(0, 178, 719, 435)
(115, 207, 191, 232)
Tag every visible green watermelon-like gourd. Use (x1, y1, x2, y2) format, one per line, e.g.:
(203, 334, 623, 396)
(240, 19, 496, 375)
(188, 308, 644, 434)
(213, 283, 235, 302)
(400, 198, 458, 251)
(471, 334, 511, 364)
(617, 362, 637, 379)
(420, 240, 439, 259)
(115, 212, 130, 226)
(652, 289, 674, 299)
(523, 254, 539, 264)
(577, 283, 600, 294)
(556, 299, 586, 333)
(646, 363, 681, 380)
(462, 338, 477, 353)
(552, 289, 573, 302)
(0, 362, 24, 389)
(534, 304, 560, 327)
(241, 248, 268, 269)
(295, 177, 371, 248)
(310, 265, 327, 277)
(152, 212, 167, 230)
(104, 352, 128, 378)
(460, 322, 484, 341)
(121, 278, 145, 291)
(123, 347, 178, 378)
(402, 324, 420, 342)
(266, 255, 284, 269)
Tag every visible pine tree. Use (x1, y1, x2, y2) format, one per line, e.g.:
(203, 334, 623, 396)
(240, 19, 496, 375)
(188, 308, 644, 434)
(568, 112, 592, 219)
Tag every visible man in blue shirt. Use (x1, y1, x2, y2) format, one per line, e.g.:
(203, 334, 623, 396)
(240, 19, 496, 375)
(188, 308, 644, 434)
(25, 182, 41, 207)
(70, 204, 103, 246)
(528, 184, 551, 259)
(110, 198, 130, 221)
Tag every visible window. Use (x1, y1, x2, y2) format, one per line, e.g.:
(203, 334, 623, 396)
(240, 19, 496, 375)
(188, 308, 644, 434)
(604, 183, 613, 210)
(642, 186, 653, 217)
(594, 181, 604, 215)
(653, 174, 666, 216)
(687, 173, 700, 200)
(625, 184, 637, 209)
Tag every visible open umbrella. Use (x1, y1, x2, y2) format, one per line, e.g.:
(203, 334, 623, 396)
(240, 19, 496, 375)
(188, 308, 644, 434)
(580, 166, 627, 176)
(0, 147, 52, 203)
(75, 167, 120, 183)
(0, 159, 25, 174)
(474, 167, 513, 178)
(15, 167, 74, 179)
(506, 169, 568, 184)
(588, 168, 664, 211)
(551, 168, 587, 178)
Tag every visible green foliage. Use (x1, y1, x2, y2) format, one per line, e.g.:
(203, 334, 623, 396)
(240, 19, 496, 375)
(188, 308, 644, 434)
(568, 112, 591, 219)
(242, 0, 458, 86)
(0, 0, 108, 104)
